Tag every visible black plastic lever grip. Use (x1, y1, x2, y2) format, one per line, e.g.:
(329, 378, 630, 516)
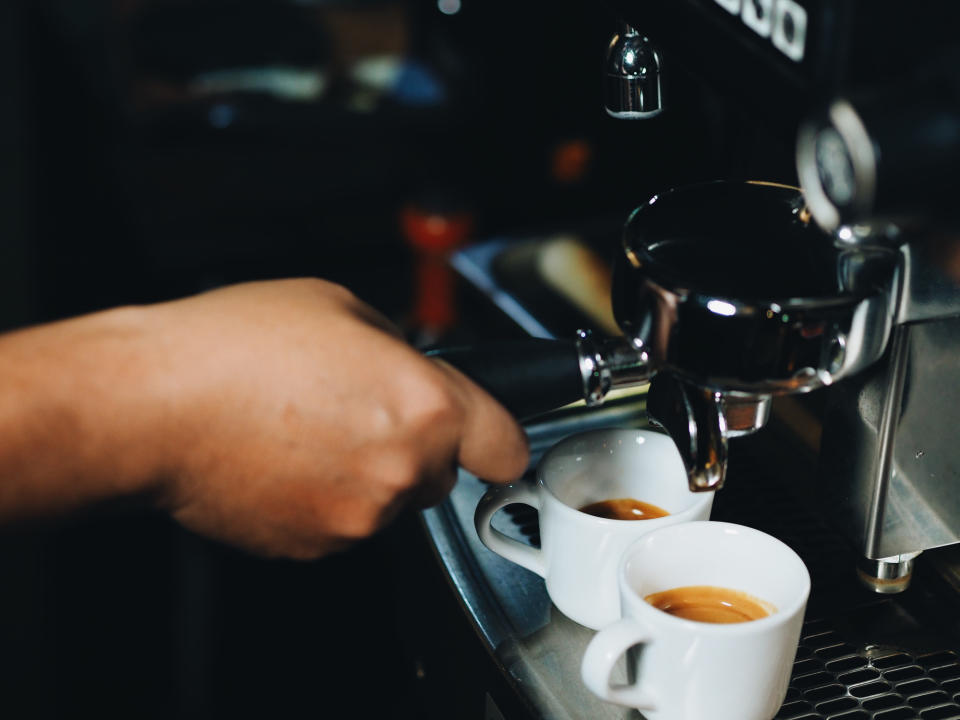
(426, 339, 584, 420)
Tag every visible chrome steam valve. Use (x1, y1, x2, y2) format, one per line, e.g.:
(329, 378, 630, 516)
(604, 25, 663, 119)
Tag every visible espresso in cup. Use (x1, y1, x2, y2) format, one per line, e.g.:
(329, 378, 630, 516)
(645, 585, 775, 624)
(581, 521, 810, 720)
(579, 498, 669, 520)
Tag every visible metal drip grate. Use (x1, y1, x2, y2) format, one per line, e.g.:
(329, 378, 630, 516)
(777, 626, 960, 719)
(715, 435, 960, 719)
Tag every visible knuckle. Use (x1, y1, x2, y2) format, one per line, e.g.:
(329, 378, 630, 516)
(353, 443, 423, 495)
(404, 378, 462, 428)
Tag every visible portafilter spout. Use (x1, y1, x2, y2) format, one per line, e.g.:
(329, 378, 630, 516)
(645, 376, 772, 490)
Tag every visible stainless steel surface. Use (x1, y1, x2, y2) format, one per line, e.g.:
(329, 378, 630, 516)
(450, 237, 556, 340)
(796, 89, 960, 590)
(793, 69, 960, 591)
(896, 242, 960, 325)
(603, 25, 662, 120)
(868, 326, 912, 560)
(820, 315, 960, 567)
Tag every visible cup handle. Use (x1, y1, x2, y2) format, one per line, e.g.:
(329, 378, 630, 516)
(581, 618, 657, 710)
(473, 483, 546, 577)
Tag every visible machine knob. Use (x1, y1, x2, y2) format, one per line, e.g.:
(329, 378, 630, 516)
(797, 91, 960, 232)
(604, 25, 663, 119)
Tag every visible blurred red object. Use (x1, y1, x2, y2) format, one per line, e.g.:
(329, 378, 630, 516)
(401, 203, 474, 336)
(550, 138, 592, 184)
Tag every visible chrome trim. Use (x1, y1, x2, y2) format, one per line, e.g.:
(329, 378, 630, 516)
(864, 325, 911, 559)
(575, 330, 652, 407)
(603, 26, 663, 119)
(857, 553, 921, 594)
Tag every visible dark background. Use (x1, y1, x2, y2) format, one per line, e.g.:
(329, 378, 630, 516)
(0, 1, 798, 717)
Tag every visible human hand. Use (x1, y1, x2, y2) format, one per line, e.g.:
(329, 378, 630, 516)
(144, 279, 530, 558)
(0, 279, 529, 559)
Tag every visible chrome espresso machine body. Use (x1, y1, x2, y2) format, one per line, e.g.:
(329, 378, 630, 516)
(440, 0, 960, 593)
(598, 0, 960, 593)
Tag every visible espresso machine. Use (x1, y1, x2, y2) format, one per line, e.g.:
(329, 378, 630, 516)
(438, 0, 960, 595)
(404, 4, 960, 718)
(603, 0, 960, 595)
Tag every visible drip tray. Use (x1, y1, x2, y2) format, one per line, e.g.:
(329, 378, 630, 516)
(421, 400, 960, 719)
(780, 625, 960, 719)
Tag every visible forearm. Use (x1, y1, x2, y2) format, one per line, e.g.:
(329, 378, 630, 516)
(0, 306, 168, 520)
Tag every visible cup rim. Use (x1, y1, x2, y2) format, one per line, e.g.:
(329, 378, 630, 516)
(619, 520, 811, 633)
(535, 427, 713, 524)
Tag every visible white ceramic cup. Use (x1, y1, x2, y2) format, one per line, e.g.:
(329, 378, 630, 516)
(581, 521, 810, 720)
(474, 428, 714, 630)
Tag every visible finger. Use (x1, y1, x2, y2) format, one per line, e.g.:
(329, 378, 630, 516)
(433, 360, 530, 484)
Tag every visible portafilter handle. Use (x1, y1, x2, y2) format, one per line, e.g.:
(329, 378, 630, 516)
(426, 331, 651, 421)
